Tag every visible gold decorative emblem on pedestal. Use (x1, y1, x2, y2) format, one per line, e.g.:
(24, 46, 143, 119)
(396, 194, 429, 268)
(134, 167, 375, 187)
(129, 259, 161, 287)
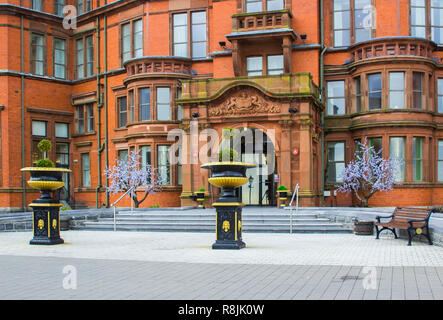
(52, 219, 57, 229)
(238, 220, 242, 231)
(222, 221, 230, 232)
(38, 219, 44, 230)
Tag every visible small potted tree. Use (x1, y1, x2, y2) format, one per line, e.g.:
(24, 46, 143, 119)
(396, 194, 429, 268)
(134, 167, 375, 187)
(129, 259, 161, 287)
(21, 139, 71, 245)
(277, 185, 289, 208)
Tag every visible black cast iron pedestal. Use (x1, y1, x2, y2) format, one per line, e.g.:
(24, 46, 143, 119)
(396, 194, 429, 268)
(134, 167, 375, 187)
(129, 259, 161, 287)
(212, 187, 245, 250)
(29, 190, 64, 245)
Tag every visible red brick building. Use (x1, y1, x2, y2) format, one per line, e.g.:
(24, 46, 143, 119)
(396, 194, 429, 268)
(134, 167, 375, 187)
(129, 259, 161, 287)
(0, 0, 442, 211)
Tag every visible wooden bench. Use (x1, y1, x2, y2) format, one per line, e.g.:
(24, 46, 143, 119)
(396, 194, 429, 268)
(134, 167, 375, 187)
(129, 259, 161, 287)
(375, 207, 434, 246)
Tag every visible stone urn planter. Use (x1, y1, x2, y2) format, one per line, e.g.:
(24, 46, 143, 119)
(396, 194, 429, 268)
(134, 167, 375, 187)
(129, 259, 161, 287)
(201, 161, 255, 249)
(21, 167, 71, 245)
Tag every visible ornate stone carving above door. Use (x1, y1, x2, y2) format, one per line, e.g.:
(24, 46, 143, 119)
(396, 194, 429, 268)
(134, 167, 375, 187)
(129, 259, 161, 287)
(208, 89, 281, 117)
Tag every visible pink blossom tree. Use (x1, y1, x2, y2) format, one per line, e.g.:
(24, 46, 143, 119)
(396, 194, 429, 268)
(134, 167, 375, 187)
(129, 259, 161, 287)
(104, 150, 162, 208)
(336, 138, 402, 207)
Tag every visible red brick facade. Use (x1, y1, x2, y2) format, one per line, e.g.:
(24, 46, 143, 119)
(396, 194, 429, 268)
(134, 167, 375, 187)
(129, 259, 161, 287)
(0, 0, 442, 211)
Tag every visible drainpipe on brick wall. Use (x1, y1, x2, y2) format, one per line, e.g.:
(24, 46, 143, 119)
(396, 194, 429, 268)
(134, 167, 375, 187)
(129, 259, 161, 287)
(95, 16, 102, 208)
(104, 15, 109, 208)
(319, 0, 326, 205)
(20, 15, 26, 211)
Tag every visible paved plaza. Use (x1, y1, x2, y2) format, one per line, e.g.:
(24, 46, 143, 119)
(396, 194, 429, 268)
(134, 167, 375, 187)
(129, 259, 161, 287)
(0, 231, 442, 300)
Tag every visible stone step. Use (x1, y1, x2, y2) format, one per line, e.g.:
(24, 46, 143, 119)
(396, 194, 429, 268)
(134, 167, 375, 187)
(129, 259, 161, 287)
(98, 217, 331, 224)
(116, 213, 320, 219)
(75, 224, 350, 233)
(81, 220, 348, 230)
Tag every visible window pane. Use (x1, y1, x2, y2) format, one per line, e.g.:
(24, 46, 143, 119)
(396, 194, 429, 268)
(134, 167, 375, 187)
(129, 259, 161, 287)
(118, 150, 128, 162)
(334, 30, 351, 47)
(158, 145, 171, 185)
(246, 0, 262, 13)
(192, 23, 206, 42)
(334, 0, 350, 10)
(368, 73, 382, 110)
(267, 0, 284, 11)
(355, 77, 362, 112)
(327, 81, 346, 115)
(87, 104, 94, 132)
(334, 11, 351, 29)
(157, 87, 170, 121)
(33, 0, 42, 11)
(390, 137, 405, 182)
(141, 146, 151, 170)
(134, 20, 143, 58)
(32, 121, 46, 136)
(192, 42, 206, 59)
(439, 140, 443, 181)
(327, 142, 345, 182)
(389, 72, 405, 109)
(413, 72, 423, 109)
(355, 28, 372, 42)
(174, 43, 187, 57)
(82, 154, 91, 187)
(55, 123, 69, 138)
(413, 137, 423, 181)
(368, 137, 382, 154)
(267, 55, 284, 75)
(411, 7, 426, 26)
(86, 36, 94, 76)
(118, 97, 127, 127)
(122, 23, 131, 62)
(246, 56, 263, 76)
(139, 88, 150, 121)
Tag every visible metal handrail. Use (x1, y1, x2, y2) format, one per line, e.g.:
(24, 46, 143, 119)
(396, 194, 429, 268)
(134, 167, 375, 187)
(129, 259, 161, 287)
(289, 184, 300, 234)
(110, 186, 136, 207)
(110, 186, 136, 232)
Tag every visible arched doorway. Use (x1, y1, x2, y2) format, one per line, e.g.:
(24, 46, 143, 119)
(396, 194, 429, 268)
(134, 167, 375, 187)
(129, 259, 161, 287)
(234, 128, 276, 206)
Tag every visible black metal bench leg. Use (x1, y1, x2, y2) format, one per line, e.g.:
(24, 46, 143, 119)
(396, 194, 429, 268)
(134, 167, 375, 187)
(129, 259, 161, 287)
(425, 228, 433, 245)
(393, 228, 398, 239)
(407, 228, 413, 246)
(375, 225, 380, 239)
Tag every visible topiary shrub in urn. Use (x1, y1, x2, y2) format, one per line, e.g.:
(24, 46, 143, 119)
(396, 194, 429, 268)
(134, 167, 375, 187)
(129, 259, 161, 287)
(21, 139, 71, 245)
(277, 185, 289, 208)
(201, 144, 255, 249)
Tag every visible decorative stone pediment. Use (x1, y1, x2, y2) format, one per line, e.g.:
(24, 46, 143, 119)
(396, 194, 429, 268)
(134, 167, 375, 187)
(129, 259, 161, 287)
(208, 89, 281, 117)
